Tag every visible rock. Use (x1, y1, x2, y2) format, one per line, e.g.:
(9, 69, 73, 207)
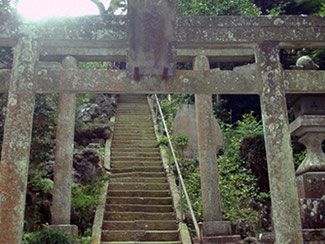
(78, 94, 117, 124)
(73, 146, 104, 185)
(75, 123, 113, 147)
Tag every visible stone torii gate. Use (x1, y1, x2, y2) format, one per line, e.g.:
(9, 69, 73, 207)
(0, 1, 325, 243)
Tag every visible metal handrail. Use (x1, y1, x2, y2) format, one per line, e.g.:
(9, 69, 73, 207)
(153, 94, 201, 242)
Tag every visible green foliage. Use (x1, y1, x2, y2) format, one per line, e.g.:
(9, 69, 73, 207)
(218, 114, 269, 235)
(174, 135, 189, 147)
(25, 167, 53, 231)
(178, 113, 270, 237)
(158, 135, 170, 147)
(319, 2, 325, 15)
(266, 1, 289, 16)
(22, 227, 76, 244)
(71, 175, 107, 233)
(178, 0, 262, 16)
(31, 94, 58, 164)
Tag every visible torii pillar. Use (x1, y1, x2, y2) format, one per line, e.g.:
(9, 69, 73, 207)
(50, 56, 77, 236)
(0, 36, 38, 244)
(194, 55, 240, 242)
(255, 41, 303, 243)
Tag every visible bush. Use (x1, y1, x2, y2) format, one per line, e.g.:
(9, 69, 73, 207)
(176, 113, 270, 238)
(23, 227, 76, 244)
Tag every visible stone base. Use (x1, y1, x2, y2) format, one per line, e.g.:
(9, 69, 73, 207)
(297, 172, 325, 198)
(300, 198, 325, 229)
(257, 229, 325, 244)
(49, 224, 78, 237)
(193, 235, 241, 244)
(203, 221, 232, 236)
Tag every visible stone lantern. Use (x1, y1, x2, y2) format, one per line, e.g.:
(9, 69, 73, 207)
(289, 95, 325, 240)
(290, 95, 325, 197)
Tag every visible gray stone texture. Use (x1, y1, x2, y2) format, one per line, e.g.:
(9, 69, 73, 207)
(194, 55, 223, 223)
(202, 221, 232, 236)
(290, 115, 325, 175)
(297, 172, 325, 199)
(255, 42, 303, 243)
(0, 36, 38, 244)
(173, 104, 223, 159)
(51, 56, 77, 225)
(127, 0, 176, 77)
(299, 198, 325, 229)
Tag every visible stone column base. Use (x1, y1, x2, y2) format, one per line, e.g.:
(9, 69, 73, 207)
(258, 229, 325, 244)
(49, 224, 78, 237)
(193, 235, 241, 244)
(296, 172, 325, 198)
(203, 221, 232, 236)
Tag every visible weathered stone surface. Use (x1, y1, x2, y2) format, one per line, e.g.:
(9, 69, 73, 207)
(293, 95, 325, 117)
(193, 235, 241, 244)
(255, 41, 303, 243)
(127, 0, 176, 77)
(258, 230, 325, 244)
(297, 172, 325, 199)
(0, 36, 38, 244)
(51, 57, 77, 225)
(73, 144, 104, 185)
(1, 65, 325, 94)
(203, 221, 232, 236)
(194, 55, 222, 223)
(1, 15, 325, 51)
(290, 115, 325, 175)
(299, 198, 325, 229)
(173, 104, 223, 159)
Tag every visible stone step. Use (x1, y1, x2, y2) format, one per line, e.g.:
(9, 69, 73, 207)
(102, 242, 181, 244)
(111, 167, 163, 174)
(110, 177, 167, 184)
(106, 197, 172, 205)
(107, 190, 170, 198)
(116, 114, 152, 118)
(111, 166, 163, 174)
(111, 148, 160, 153)
(115, 118, 153, 123)
(116, 112, 151, 116)
(113, 130, 155, 135)
(111, 141, 158, 148)
(111, 162, 162, 168)
(113, 129, 155, 134)
(111, 152, 161, 157)
(112, 136, 157, 141)
(108, 183, 169, 191)
(115, 121, 153, 127)
(112, 139, 157, 143)
(101, 230, 179, 242)
(114, 127, 153, 132)
(104, 212, 176, 221)
(106, 204, 173, 213)
(109, 172, 165, 178)
(117, 106, 148, 109)
(111, 156, 161, 161)
(102, 220, 178, 231)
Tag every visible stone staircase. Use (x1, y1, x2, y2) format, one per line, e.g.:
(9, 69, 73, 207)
(101, 94, 182, 244)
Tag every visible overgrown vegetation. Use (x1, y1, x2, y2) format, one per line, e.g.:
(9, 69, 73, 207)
(23, 227, 77, 244)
